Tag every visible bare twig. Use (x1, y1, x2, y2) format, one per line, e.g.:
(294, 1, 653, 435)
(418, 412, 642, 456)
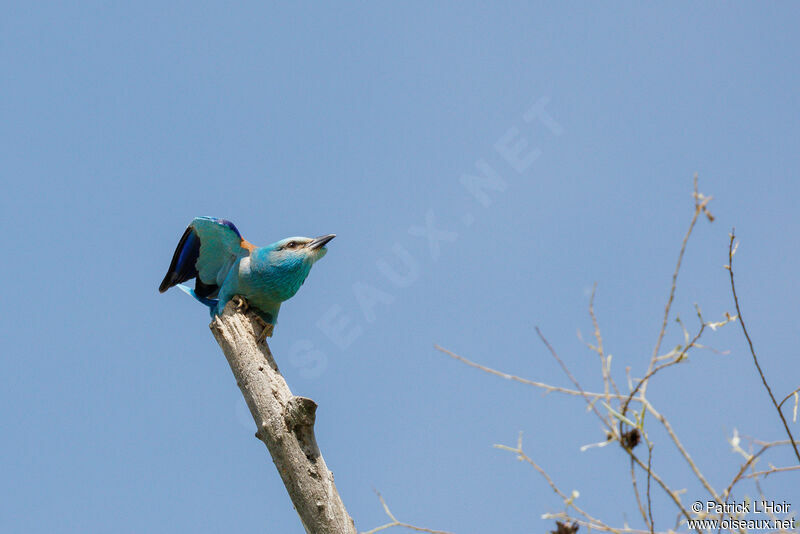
(646, 444, 654, 534)
(778, 386, 800, 410)
(727, 230, 800, 464)
(435, 179, 800, 534)
(723, 442, 769, 500)
(496, 433, 621, 533)
(629, 458, 649, 527)
(438, 343, 700, 530)
(361, 492, 453, 534)
(642, 175, 711, 402)
(588, 284, 622, 404)
(643, 402, 720, 503)
(620, 318, 704, 420)
(742, 465, 800, 479)
(536, 326, 612, 431)
(622, 447, 699, 534)
(435, 345, 637, 402)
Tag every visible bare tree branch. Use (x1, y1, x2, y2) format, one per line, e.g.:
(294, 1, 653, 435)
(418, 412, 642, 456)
(742, 465, 800, 479)
(536, 326, 611, 431)
(645, 444, 654, 534)
(361, 492, 453, 534)
(209, 301, 356, 534)
(620, 447, 697, 533)
(642, 174, 711, 402)
(726, 230, 800, 464)
(495, 433, 618, 533)
(436, 178, 796, 534)
(629, 457, 649, 527)
(778, 386, 800, 410)
(587, 284, 622, 402)
(435, 345, 637, 402)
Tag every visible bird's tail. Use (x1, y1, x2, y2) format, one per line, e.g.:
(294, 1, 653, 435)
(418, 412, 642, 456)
(177, 284, 219, 314)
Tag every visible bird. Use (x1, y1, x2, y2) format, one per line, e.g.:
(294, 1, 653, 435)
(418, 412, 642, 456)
(159, 216, 335, 339)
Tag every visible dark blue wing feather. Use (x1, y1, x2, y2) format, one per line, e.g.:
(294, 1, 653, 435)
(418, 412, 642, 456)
(159, 226, 201, 293)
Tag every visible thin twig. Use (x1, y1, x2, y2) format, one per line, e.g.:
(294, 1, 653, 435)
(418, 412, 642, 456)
(588, 284, 622, 404)
(535, 327, 611, 430)
(496, 433, 621, 534)
(643, 401, 721, 503)
(750, 437, 800, 447)
(642, 175, 710, 400)
(435, 345, 638, 402)
(622, 447, 699, 534)
(646, 444, 654, 534)
(742, 465, 800, 479)
(727, 230, 800, 464)
(438, 343, 700, 531)
(534, 327, 699, 530)
(620, 321, 704, 420)
(361, 492, 454, 534)
(722, 443, 769, 500)
(630, 457, 649, 527)
(778, 386, 800, 410)
(618, 308, 708, 459)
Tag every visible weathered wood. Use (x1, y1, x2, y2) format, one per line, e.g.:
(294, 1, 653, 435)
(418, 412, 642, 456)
(210, 301, 356, 534)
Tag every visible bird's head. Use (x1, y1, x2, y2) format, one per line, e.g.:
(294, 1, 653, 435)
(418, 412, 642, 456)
(256, 234, 335, 301)
(269, 234, 336, 264)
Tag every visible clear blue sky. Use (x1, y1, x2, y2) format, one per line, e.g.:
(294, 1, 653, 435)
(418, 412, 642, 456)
(2, 3, 798, 533)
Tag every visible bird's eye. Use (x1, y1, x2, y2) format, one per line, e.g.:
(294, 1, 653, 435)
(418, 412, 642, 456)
(287, 241, 297, 249)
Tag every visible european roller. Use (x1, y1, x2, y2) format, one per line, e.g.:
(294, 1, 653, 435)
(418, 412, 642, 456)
(159, 216, 335, 338)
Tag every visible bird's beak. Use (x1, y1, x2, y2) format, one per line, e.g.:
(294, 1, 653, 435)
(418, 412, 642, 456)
(307, 234, 336, 250)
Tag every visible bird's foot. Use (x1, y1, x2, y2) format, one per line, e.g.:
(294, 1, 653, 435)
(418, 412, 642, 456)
(232, 295, 249, 313)
(253, 315, 274, 344)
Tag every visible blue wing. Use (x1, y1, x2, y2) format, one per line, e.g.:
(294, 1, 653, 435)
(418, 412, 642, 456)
(159, 217, 252, 299)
